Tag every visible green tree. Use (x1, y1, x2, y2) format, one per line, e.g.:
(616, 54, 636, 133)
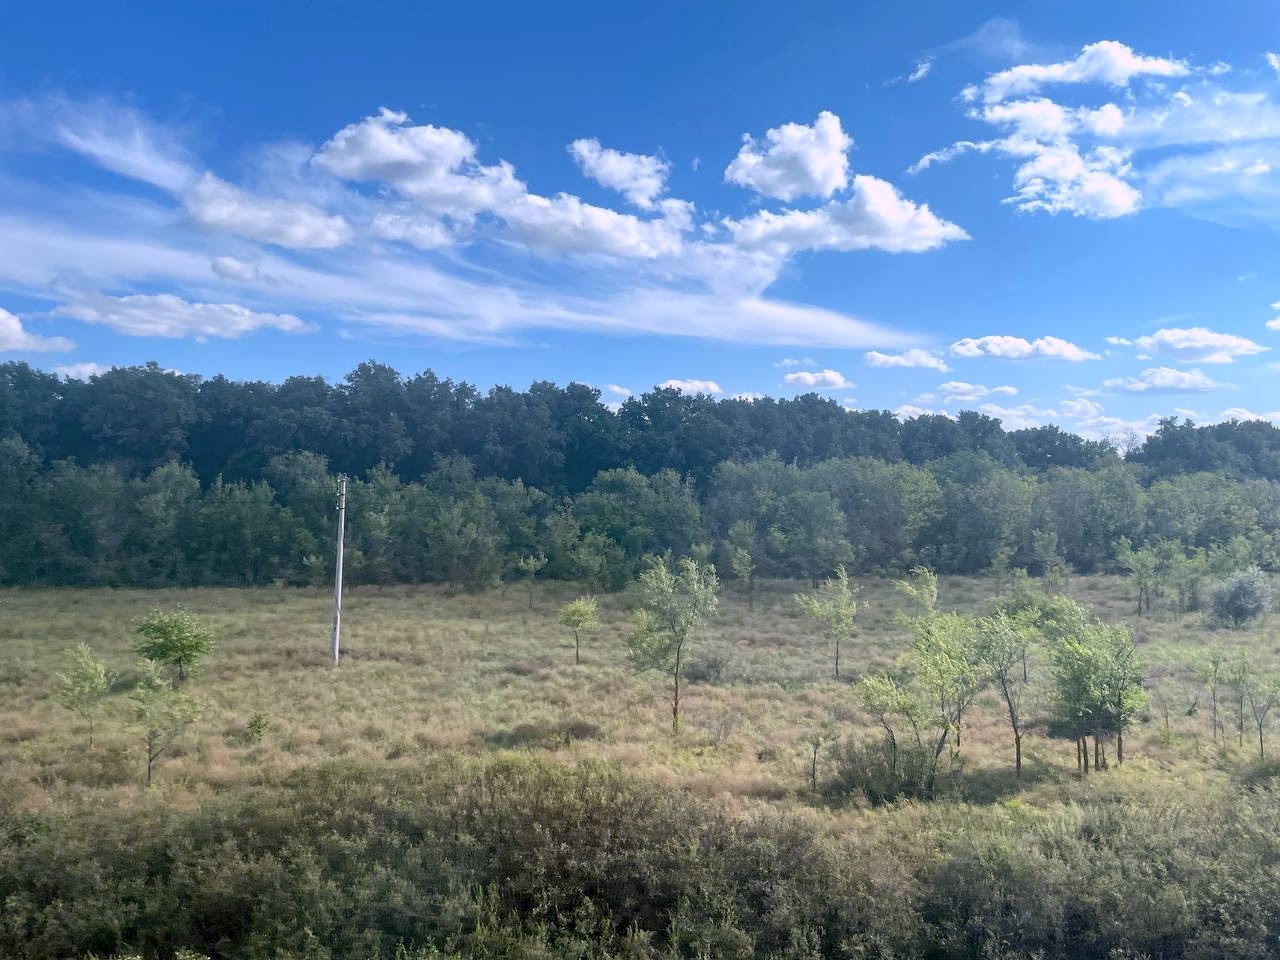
(1244, 671, 1280, 759)
(130, 659, 198, 786)
(911, 611, 984, 755)
(134, 608, 215, 687)
(1115, 536, 1161, 616)
(557, 596, 600, 665)
(1208, 567, 1274, 629)
(54, 643, 114, 749)
(627, 557, 719, 733)
(725, 519, 758, 612)
(974, 613, 1029, 777)
(1198, 647, 1229, 742)
(515, 553, 547, 610)
(794, 564, 860, 678)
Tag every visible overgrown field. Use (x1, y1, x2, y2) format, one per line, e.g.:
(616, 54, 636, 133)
(2, 575, 1279, 958)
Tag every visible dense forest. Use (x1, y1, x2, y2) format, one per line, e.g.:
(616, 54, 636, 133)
(4, 360, 1280, 591)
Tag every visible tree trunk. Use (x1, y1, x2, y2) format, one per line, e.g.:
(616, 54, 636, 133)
(1014, 733, 1022, 779)
(834, 639, 840, 679)
(574, 630, 581, 665)
(672, 645, 682, 735)
(1259, 724, 1266, 760)
(1116, 726, 1124, 765)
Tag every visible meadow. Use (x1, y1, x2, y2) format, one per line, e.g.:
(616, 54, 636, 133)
(3, 574, 1279, 959)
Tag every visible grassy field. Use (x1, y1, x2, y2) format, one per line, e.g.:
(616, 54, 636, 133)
(2, 571, 1276, 818)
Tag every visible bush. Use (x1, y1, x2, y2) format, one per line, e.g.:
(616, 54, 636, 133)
(828, 736, 944, 805)
(1208, 567, 1274, 629)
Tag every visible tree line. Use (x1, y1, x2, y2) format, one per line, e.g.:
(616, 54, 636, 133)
(3, 360, 1280, 589)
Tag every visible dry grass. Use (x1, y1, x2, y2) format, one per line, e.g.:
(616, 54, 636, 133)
(1, 573, 1276, 819)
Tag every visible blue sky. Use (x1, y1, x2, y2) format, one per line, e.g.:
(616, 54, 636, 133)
(2, 0, 1279, 438)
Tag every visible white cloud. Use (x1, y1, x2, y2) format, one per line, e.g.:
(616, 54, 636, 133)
(950, 335, 1100, 361)
(569, 139, 669, 209)
(368, 212, 452, 250)
(783, 368, 854, 389)
(909, 60, 933, 83)
(0, 96, 199, 193)
(896, 403, 943, 420)
(973, 41, 1189, 104)
(1102, 366, 1224, 393)
(1104, 335, 1132, 345)
(938, 380, 1018, 402)
(727, 174, 968, 255)
(0, 307, 73, 352)
(1133, 326, 1268, 363)
(53, 293, 312, 340)
(1059, 397, 1105, 419)
(863, 348, 950, 371)
(1219, 406, 1280, 423)
(1268, 317, 1280, 330)
(921, 43, 1280, 224)
(977, 402, 1056, 430)
(776, 356, 817, 368)
(312, 107, 525, 220)
(605, 384, 632, 398)
(185, 173, 352, 249)
(502, 192, 687, 258)
(210, 256, 263, 282)
(657, 378, 722, 394)
(1267, 53, 1280, 78)
(724, 111, 853, 201)
(52, 362, 111, 379)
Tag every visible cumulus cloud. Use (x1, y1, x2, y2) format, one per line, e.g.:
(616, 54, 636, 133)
(503, 192, 687, 258)
(776, 356, 817, 368)
(53, 293, 312, 340)
(605, 384, 632, 398)
(569, 139, 669, 209)
(1133, 326, 1268, 363)
(970, 41, 1189, 104)
(52, 361, 111, 380)
(977, 402, 1056, 430)
(724, 111, 853, 201)
(1267, 300, 1280, 330)
(1105, 335, 1132, 345)
(657, 378, 722, 394)
(950, 335, 1100, 361)
(0, 307, 74, 352)
(727, 175, 968, 255)
(1219, 405, 1280, 422)
(1268, 53, 1280, 78)
(863, 348, 950, 371)
(1059, 397, 1105, 419)
(186, 174, 353, 249)
(783, 368, 854, 389)
(312, 108, 525, 219)
(1102, 366, 1224, 393)
(938, 380, 1018, 402)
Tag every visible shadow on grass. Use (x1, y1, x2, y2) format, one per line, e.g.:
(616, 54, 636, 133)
(481, 718, 605, 749)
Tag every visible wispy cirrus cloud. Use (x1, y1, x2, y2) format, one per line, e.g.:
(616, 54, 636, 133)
(0, 97, 963, 351)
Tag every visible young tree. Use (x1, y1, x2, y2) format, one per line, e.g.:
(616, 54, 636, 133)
(912, 612, 984, 756)
(130, 660, 198, 786)
(134, 608, 214, 687)
(1244, 672, 1280, 760)
(1209, 567, 1274, 629)
(725, 519, 758, 613)
(1096, 622, 1146, 765)
(794, 564, 860, 678)
(515, 553, 547, 610)
(1115, 537, 1162, 617)
(557, 596, 600, 665)
(54, 643, 114, 749)
(800, 722, 838, 793)
(974, 613, 1029, 777)
(627, 557, 719, 734)
(1198, 647, 1229, 742)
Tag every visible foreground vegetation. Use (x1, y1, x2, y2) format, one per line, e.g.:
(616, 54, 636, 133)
(3, 573, 1279, 958)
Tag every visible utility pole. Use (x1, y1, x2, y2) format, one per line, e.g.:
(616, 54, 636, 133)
(331, 475, 348, 665)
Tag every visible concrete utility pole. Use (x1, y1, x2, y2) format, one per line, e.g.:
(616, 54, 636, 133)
(331, 475, 348, 665)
